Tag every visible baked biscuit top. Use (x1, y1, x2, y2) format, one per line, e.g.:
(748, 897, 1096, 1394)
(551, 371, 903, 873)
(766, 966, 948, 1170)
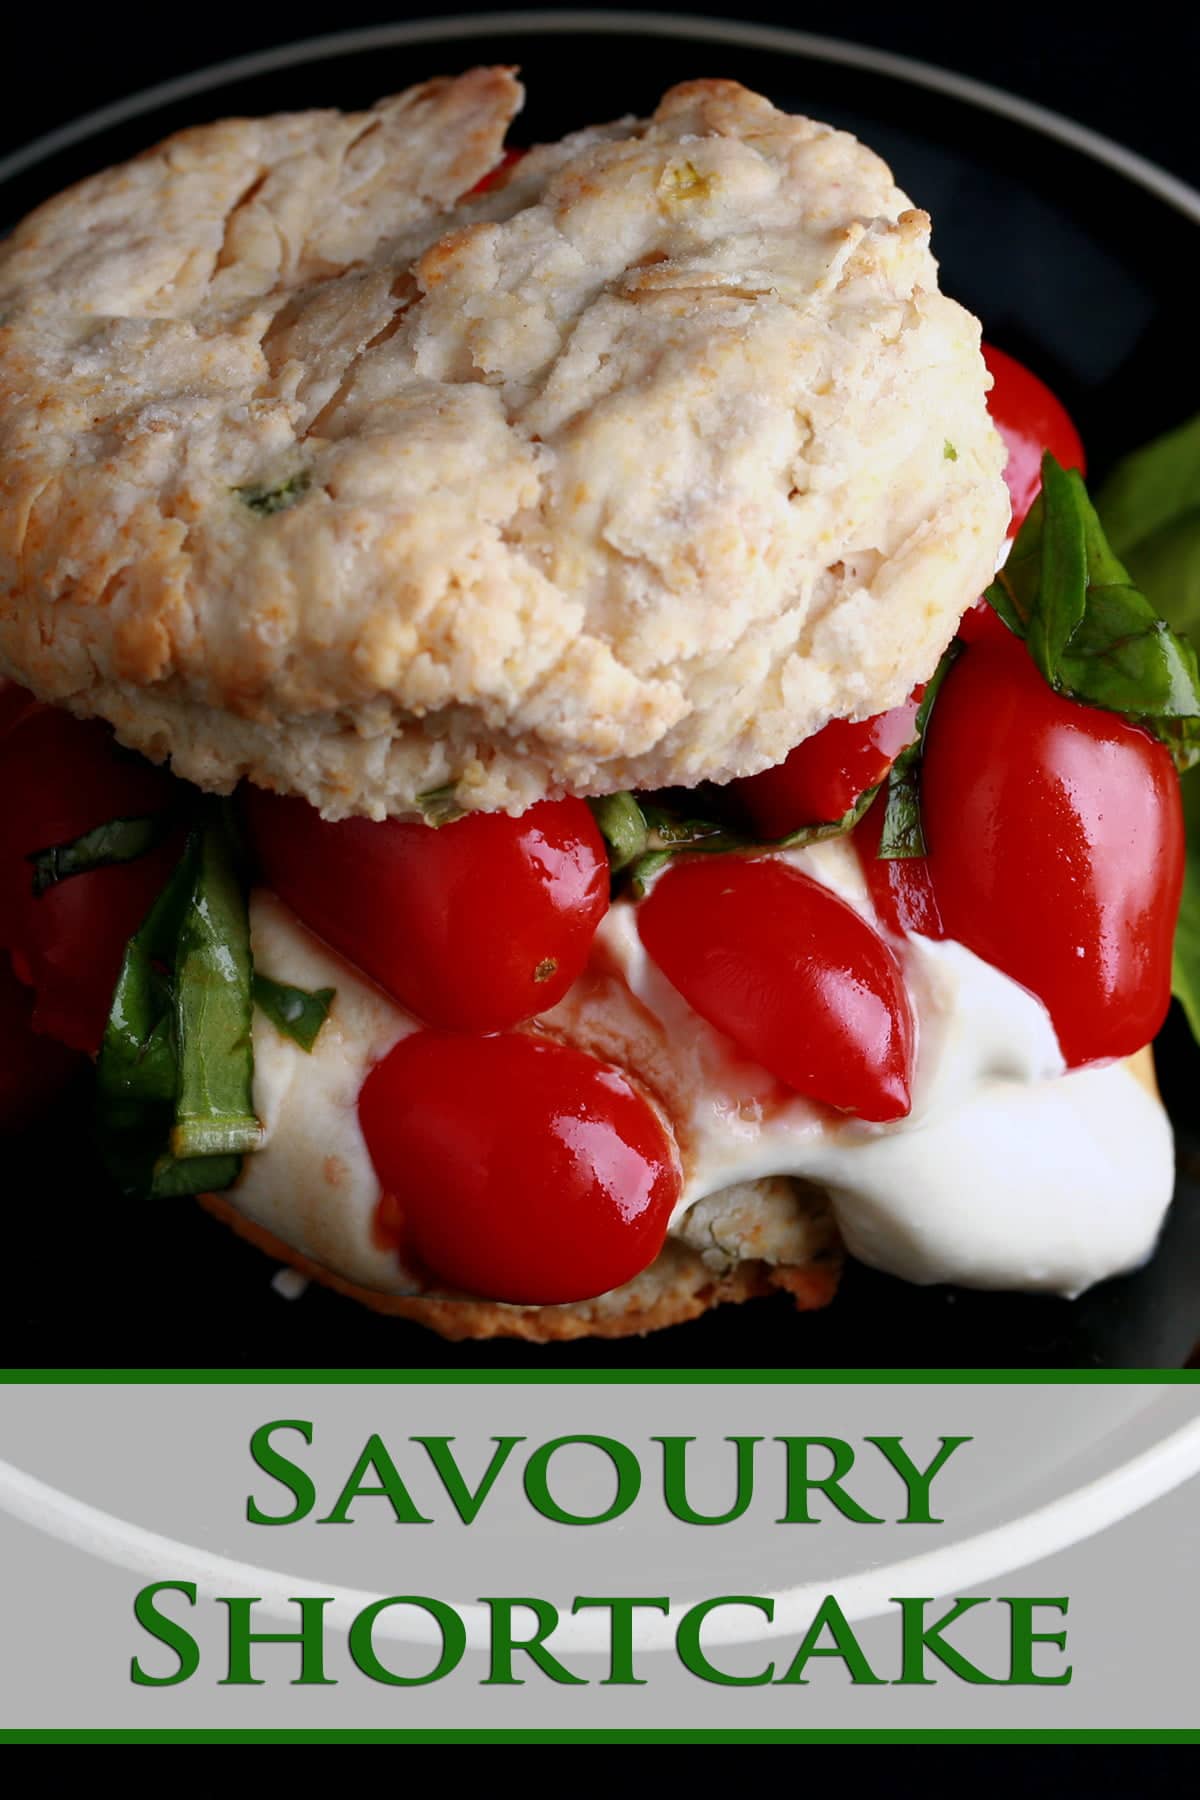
(0, 69, 1008, 818)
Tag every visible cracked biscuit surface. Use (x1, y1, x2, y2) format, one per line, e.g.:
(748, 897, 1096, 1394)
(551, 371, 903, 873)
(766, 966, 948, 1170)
(0, 68, 1008, 819)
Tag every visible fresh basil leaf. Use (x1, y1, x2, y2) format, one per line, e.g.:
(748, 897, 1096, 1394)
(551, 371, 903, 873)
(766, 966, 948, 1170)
(1085, 415, 1200, 1047)
(638, 804, 732, 850)
(876, 647, 959, 859)
(588, 792, 649, 873)
(1072, 467, 1130, 588)
(28, 814, 170, 897)
(985, 453, 1200, 753)
(253, 974, 336, 1053)
(1094, 415, 1200, 663)
(1025, 455, 1089, 684)
(760, 785, 878, 852)
(1155, 714, 1200, 776)
(150, 1151, 244, 1198)
(1095, 411, 1200, 561)
(1123, 509, 1200, 647)
(1056, 587, 1200, 719)
(629, 850, 672, 898)
(985, 499, 1043, 636)
(170, 813, 260, 1161)
(415, 783, 466, 827)
(235, 470, 311, 516)
(1172, 773, 1200, 1043)
(627, 815, 741, 896)
(96, 838, 202, 1199)
(622, 783, 879, 896)
(95, 804, 259, 1200)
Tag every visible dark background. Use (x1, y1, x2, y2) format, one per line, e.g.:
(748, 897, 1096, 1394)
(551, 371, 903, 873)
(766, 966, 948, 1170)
(2, 1, 1197, 186)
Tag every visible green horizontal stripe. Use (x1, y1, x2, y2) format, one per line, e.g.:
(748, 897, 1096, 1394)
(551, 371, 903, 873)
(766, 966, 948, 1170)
(2, 1729, 1198, 1744)
(0, 1369, 1196, 1384)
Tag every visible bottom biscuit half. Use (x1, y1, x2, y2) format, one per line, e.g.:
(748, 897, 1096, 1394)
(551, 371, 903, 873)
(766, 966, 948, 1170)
(198, 1178, 842, 1342)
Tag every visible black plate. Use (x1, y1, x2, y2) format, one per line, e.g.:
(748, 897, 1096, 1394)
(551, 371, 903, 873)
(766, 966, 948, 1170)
(4, 14, 1199, 1369)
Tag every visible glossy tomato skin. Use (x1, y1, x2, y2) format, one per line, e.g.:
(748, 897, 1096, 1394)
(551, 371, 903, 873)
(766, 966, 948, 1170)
(983, 343, 1086, 536)
(734, 693, 923, 837)
(0, 680, 39, 744)
(0, 701, 179, 1053)
(468, 146, 525, 195)
(360, 1031, 681, 1303)
(921, 634, 1183, 1066)
(956, 598, 1015, 648)
(854, 789, 945, 941)
(0, 953, 81, 1129)
(638, 856, 914, 1121)
(243, 789, 610, 1032)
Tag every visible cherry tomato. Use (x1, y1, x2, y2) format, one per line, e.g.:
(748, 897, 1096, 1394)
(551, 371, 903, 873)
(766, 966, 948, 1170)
(468, 147, 525, 196)
(360, 1031, 681, 1303)
(734, 691, 923, 837)
(956, 597, 1015, 648)
(854, 790, 944, 941)
(0, 953, 81, 1129)
(638, 856, 915, 1121)
(0, 704, 179, 1053)
(243, 790, 610, 1033)
(0, 680, 39, 744)
(983, 343, 1086, 536)
(921, 633, 1183, 1066)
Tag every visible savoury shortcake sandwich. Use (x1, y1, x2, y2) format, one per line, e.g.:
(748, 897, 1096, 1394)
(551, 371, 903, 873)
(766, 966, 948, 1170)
(0, 70, 1193, 1342)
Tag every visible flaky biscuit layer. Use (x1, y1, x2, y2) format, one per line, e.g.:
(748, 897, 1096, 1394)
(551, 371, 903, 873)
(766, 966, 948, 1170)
(0, 70, 1007, 818)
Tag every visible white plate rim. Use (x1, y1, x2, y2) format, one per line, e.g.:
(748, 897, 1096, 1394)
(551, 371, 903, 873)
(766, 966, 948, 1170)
(0, 9, 1197, 227)
(1, 1398, 1198, 1652)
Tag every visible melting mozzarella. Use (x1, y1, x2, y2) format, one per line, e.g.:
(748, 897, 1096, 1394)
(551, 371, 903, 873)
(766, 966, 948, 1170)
(235, 833, 1175, 1301)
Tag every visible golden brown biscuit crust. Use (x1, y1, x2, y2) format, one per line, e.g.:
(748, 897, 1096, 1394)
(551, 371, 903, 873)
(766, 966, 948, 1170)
(199, 1189, 842, 1341)
(0, 70, 1007, 820)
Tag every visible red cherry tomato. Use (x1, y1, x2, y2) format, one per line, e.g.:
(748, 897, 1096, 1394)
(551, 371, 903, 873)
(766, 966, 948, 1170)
(360, 1031, 681, 1303)
(0, 703, 179, 1053)
(0, 680, 39, 744)
(921, 634, 1183, 1066)
(956, 597, 1015, 648)
(854, 790, 944, 941)
(983, 343, 1086, 536)
(638, 856, 915, 1122)
(0, 953, 81, 1129)
(243, 790, 610, 1033)
(734, 691, 923, 837)
(468, 146, 525, 195)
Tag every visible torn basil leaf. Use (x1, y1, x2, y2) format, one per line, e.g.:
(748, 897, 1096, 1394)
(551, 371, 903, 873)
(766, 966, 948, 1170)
(236, 470, 311, 516)
(591, 782, 878, 897)
(1122, 511, 1200, 650)
(876, 645, 959, 859)
(95, 802, 259, 1200)
(253, 974, 335, 1053)
(588, 792, 650, 873)
(1095, 411, 1200, 564)
(627, 808, 739, 897)
(170, 816, 260, 1161)
(1172, 773, 1200, 1045)
(415, 783, 467, 827)
(1095, 411, 1200, 652)
(984, 452, 1200, 764)
(28, 814, 171, 897)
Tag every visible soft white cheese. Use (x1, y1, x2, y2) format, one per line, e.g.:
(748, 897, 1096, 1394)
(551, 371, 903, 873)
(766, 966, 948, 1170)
(237, 892, 416, 1294)
(233, 832, 1176, 1300)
